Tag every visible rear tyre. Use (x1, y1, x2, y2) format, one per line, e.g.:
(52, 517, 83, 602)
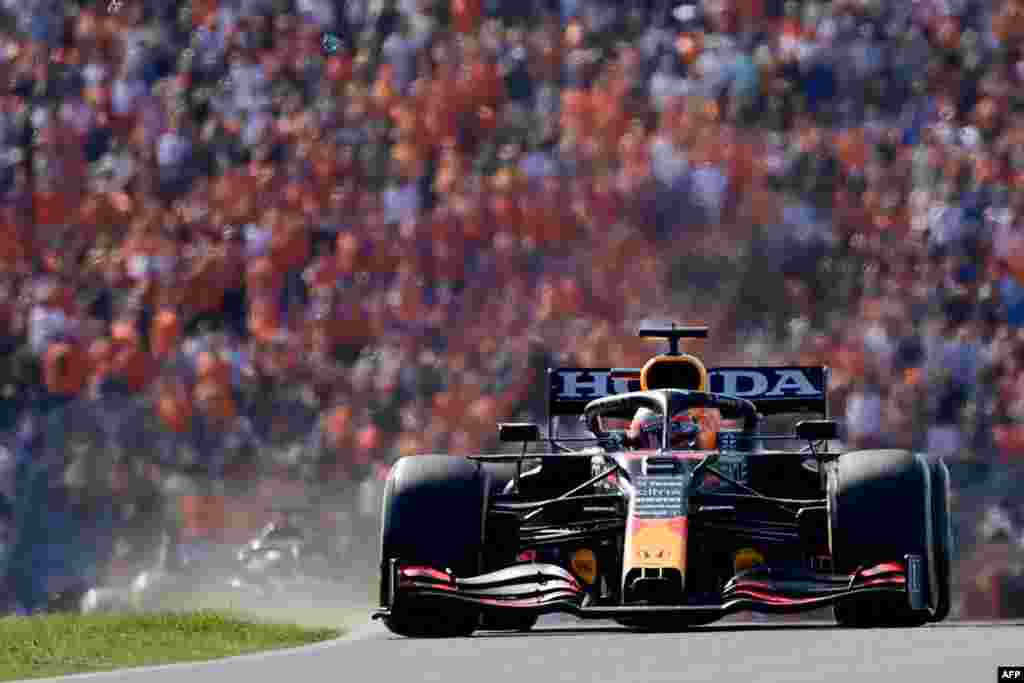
(828, 449, 940, 628)
(379, 455, 490, 637)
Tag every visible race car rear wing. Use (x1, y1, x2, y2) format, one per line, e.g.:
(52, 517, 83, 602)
(547, 366, 829, 419)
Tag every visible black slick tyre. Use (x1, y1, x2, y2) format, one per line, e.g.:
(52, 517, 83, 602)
(379, 455, 490, 637)
(828, 449, 938, 628)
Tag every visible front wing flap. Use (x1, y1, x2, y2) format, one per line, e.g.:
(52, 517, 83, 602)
(373, 558, 921, 622)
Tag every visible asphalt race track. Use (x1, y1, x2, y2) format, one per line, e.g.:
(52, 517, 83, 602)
(23, 615, 1024, 683)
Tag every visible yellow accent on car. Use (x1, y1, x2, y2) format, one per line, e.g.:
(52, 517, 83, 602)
(570, 548, 598, 585)
(733, 547, 765, 574)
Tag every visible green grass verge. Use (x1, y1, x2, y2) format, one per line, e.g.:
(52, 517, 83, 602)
(0, 610, 341, 681)
(142, 579, 377, 630)
(149, 589, 375, 631)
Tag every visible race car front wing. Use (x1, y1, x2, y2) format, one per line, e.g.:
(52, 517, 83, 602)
(372, 556, 928, 623)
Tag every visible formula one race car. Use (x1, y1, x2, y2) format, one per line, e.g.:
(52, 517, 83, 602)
(373, 325, 952, 636)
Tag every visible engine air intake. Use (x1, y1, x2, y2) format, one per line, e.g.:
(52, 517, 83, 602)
(640, 355, 708, 392)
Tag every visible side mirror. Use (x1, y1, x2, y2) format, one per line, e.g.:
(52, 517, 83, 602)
(795, 420, 838, 442)
(498, 423, 541, 443)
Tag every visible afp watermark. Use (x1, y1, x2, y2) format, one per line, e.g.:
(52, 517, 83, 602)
(999, 667, 1024, 680)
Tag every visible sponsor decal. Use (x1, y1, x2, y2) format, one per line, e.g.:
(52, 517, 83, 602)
(550, 366, 824, 404)
(633, 476, 687, 519)
(709, 367, 825, 399)
(550, 369, 641, 401)
(710, 369, 820, 397)
(700, 455, 747, 489)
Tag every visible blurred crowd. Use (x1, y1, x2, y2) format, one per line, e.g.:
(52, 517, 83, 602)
(0, 0, 1023, 615)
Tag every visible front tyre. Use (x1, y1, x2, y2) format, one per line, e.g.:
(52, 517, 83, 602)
(379, 455, 490, 637)
(829, 449, 947, 628)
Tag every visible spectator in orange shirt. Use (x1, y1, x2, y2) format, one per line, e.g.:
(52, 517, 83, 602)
(42, 341, 88, 399)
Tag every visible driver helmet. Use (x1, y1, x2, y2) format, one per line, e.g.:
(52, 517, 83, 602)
(626, 407, 701, 450)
